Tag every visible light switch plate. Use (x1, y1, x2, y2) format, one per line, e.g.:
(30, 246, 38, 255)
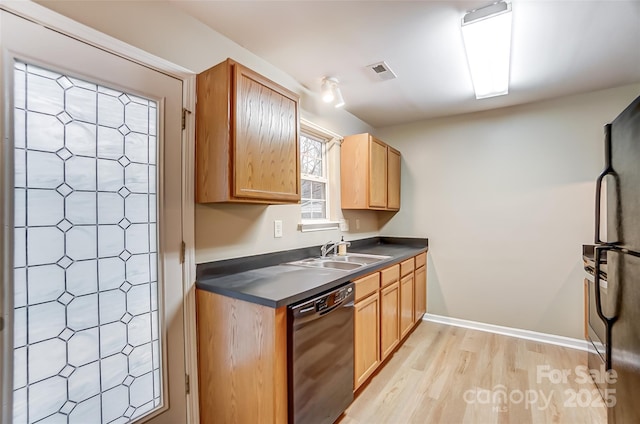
(339, 219, 349, 231)
(274, 220, 283, 238)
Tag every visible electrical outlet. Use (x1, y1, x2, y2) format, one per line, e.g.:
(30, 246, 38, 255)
(356, 219, 361, 230)
(274, 220, 283, 238)
(339, 219, 349, 231)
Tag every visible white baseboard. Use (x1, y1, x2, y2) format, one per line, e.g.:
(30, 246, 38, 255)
(422, 313, 590, 352)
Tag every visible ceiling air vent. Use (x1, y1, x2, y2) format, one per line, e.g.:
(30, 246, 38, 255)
(368, 61, 397, 81)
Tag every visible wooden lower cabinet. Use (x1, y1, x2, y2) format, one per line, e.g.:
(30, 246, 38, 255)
(354, 291, 380, 390)
(400, 273, 414, 339)
(380, 281, 400, 360)
(414, 264, 427, 323)
(196, 289, 287, 424)
(353, 253, 427, 390)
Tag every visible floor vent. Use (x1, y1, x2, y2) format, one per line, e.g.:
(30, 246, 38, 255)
(368, 61, 397, 81)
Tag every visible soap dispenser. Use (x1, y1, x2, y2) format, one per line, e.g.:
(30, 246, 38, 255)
(338, 236, 347, 256)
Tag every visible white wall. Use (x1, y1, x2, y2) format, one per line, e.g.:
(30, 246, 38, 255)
(35, 0, 380, 263)
(377, 84, 640, 339)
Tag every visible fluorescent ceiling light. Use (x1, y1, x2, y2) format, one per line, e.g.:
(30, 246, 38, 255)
(461, 1, 513, 99)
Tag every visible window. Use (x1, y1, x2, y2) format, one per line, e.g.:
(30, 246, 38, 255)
(300, 131, 329, 220)
(298, 120, 343, 231)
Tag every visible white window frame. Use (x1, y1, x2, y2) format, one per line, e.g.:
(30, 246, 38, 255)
(301, 132, 329, 220)
(299, 119, 342, 232)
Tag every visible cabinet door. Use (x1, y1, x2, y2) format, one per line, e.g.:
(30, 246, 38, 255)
(368, 137, 387, 208)
(400, 273, 414, 339)
(233, 64, 300, 202)
(387, 147, 401, 210)
(196, 290, 287, 424)
(354, 292, 380, 390)
(380, 281, 400, 361)
(414, 265, 427, 323)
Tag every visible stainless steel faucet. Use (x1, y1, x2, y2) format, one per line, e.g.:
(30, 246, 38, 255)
(320, 239, 351, 258)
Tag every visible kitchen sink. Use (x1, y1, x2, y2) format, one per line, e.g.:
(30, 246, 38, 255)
(287, 253, 391, 271)
(292, 260, 363, 270)
(324, 253, 391, 264)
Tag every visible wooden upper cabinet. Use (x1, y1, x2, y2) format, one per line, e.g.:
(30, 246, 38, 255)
(368, 138, 387, 208)
(340, 133, 369, 210)
(387, 147, 401, 211)
(195, 58, 300, 204)
(341, 133, 400, 211)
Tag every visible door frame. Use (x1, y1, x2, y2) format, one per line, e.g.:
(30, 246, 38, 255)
(0, 2, 199, 423)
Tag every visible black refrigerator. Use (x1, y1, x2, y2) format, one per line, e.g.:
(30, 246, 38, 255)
(593, 94, 640, 424)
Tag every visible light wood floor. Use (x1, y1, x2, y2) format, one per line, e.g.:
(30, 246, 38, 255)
(339, 321, 607, 424)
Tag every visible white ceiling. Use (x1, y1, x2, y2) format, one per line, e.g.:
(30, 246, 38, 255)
(171, 0, 640, 128)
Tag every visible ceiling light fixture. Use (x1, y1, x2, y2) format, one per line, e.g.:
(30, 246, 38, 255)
(321, 77, 345, 108)
(461, 1, 513, 99)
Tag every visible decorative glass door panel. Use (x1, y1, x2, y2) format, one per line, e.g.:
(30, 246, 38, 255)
(13, 61, 162, 423)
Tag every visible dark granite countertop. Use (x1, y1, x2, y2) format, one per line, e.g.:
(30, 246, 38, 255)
(196, 237, 428, 308)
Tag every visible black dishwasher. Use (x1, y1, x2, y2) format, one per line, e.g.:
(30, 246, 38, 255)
(288, 282, 354, 424)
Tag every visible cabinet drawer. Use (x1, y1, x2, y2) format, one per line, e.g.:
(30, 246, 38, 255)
(354, 272, 380, 302)
(380, 264, 399, 288)
(415, 252, 426, 269)
(400, 258, 414, 277)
